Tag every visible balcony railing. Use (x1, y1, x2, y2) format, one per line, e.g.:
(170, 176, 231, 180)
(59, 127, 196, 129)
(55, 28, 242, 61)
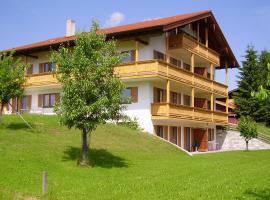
(25, 60, 227, 97)
(25, 73, 59, 88)
(115, 60, 227, 96)
(168, 33, 220, 65)
(151, 103, 228, 124)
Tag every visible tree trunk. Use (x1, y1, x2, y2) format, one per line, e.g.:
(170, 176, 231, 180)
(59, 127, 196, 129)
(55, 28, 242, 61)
(245, 140, 249, 151)
(0, 103, 3, 125)
(78, 128, 90, 166)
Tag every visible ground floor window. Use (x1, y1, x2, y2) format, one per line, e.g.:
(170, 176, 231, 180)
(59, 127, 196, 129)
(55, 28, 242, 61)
(156, 126, 163, 138)
(21, 96, 28, 110)
(208, 129, 215, 141)
(171, 126, 177, 145)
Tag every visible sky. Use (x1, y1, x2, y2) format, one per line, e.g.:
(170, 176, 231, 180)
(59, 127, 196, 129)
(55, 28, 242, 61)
(1, 0, 270, 90)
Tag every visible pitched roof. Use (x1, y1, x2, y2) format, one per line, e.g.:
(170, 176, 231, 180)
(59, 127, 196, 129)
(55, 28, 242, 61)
(2, 10, 239, 68)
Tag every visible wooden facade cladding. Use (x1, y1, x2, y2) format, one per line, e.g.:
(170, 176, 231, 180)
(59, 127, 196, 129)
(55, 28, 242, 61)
(151, 103, 228, 124)
(25, 73, 59, 88)
(168, 33, 220, 65)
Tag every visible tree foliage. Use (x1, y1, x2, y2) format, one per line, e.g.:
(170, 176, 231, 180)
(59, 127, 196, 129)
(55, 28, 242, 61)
(51, 21, 125, 166)
(237, 116, 258, 151)
(234, 46, 269, 121)
(0, 51, 27, 119)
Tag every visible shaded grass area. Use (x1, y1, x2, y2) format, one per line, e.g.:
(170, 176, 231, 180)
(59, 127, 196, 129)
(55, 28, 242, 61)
(0, 114, 270, 199)
(257, 123, 270, 136)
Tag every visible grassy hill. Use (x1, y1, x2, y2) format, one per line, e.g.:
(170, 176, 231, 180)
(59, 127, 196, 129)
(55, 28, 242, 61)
(257, 123, 270, 137)
(0, 115, 270, 200)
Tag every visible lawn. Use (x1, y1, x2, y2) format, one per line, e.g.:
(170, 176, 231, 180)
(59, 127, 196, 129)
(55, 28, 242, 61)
(0, 115, 270, 200)
(257, 123, 270, 137)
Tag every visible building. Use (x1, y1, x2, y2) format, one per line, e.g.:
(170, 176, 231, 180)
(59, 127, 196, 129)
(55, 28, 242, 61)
(2, 10, 239, 152)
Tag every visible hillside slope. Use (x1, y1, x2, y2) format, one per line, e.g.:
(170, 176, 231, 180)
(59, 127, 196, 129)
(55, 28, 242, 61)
(0, 115, 270, 200)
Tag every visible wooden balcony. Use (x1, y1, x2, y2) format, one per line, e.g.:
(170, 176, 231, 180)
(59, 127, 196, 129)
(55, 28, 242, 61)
(25, 60, 227, 97)
(151, 103, 228, 124)
(115, 60, 227, 96)
(25, 73, 59, 88)
(168, 33, 220, 65)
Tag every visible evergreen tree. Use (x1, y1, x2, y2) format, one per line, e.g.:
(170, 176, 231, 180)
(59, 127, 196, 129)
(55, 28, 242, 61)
(234, 46, 267, 121)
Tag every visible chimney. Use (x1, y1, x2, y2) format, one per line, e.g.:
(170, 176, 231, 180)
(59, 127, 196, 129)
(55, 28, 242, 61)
(66, 19, 76, 37)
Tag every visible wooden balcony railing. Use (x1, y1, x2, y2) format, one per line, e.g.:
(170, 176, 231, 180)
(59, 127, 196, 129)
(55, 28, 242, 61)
(168, 33, 220, 65)
(115, 60, 227, 96)
(25, 60, 227, 97)
(25, 73, 59, 88)
(151, 103, 228, 124)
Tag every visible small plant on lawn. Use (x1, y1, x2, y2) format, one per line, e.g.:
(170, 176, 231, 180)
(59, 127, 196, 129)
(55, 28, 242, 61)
(0, 51, 27, 123)
(117, 115, 141, 131)
(51, 21, 125, 166)
(237, 116, 258, 151)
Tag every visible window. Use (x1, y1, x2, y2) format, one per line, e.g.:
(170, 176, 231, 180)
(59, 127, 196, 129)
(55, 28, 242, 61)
(171, 127, 178, 145)
(43, 93, 57, 108)
(121, 87, 138, 103)
(171, 92, 178, 104)
(26, 64, 33, 75)
(21, 96, 28, 110)
(183, 62, 191, 71)
(170, 57, 181, 68)
(39, 62, 52, 73)
(208, 129, 215, 141)
(156, 126, 163, 138)
(153, 50, 165, 61)
(157, 88, 165, 102)
(183, 95, 191, 106)
(121, 50, 135, 63)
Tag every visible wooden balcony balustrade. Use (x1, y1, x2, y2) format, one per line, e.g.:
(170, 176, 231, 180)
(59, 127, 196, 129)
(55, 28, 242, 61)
(151, 103, 228, 124)
(25, 60, 227, 97)
(168, 33, 220, 65)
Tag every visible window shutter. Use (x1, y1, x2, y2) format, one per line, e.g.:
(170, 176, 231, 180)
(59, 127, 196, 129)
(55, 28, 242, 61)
(39, 63, 44, 73)
(27, 64, 33, 75)
(27, 95, 32, 109)
(131, 87, 138, 103)
(153, 87, 158, 103)
(38, 94, 43, 107)
(131, 50, 136, 61)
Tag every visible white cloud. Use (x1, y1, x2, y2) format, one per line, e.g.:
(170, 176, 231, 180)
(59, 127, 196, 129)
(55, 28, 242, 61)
(106, 12, 125, 27)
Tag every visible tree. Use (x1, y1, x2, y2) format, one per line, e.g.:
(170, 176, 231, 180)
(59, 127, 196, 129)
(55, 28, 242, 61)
(237, 116, 258, 151)
(0, 51, 27, 123)
(51, 22, 125, 166)
(234, 46, 267, 121)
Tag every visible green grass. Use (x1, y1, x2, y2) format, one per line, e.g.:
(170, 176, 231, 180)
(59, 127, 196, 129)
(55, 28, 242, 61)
(257, 123, 270, 136)
(0, 115, 270, 200)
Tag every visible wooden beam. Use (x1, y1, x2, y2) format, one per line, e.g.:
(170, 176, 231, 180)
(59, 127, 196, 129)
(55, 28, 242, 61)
(134, 38, 148, 45)
(191, 87, 194, 107)
(166, 80, 170, 103)
(197, 23, 200, 42)
(210, 63, 214, 80)
(205, 27, 208, 48)
(20, 53, 38, 59)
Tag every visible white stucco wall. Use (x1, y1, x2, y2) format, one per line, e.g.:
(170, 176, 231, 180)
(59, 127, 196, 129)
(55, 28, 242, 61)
(123, 81, 154, 133)
(24, 87, 61, 114)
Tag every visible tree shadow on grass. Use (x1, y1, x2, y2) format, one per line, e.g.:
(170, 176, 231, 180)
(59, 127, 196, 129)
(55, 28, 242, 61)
(4, 122, 36, 130)
(62, 146, 128, 168)
(236, 188, 270, 200)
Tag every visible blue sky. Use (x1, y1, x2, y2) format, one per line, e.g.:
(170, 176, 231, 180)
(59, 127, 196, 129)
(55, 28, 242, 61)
(1, 0, 270, 90)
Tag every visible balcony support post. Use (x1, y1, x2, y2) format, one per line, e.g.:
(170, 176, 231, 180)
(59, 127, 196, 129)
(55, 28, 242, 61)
(225, 61, 229, 86)
(135, 41, 139, 62)
(166, 79, 170, 116)
(191, 87, 194, 107)
(205, 27, 208, 48)
(211, 93, 214, 111)
(210, 63, 214, 80)
(168, 126, 171, 142)
(191, 53, 194, 73)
